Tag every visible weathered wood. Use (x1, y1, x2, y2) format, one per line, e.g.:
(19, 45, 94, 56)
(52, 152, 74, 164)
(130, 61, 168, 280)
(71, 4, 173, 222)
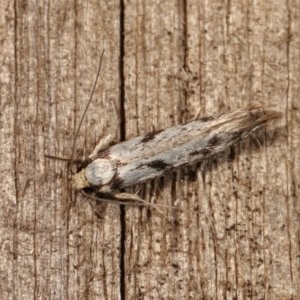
(0, 0, 299, 299)
(0, 1, 121, 299)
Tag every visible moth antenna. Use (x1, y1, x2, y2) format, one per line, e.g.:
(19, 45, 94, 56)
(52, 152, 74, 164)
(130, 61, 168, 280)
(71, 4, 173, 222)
(45, 154, 82, 163)
(70, 49, 105, 165)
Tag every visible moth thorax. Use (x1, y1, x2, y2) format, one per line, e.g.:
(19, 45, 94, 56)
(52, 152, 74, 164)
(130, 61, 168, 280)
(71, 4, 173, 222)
(84, 158, 117, 187)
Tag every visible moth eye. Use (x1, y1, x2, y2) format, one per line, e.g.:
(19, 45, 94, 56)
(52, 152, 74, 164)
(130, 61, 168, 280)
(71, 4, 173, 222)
(85, 159, 117, 186)
(77, 158, 93, 172)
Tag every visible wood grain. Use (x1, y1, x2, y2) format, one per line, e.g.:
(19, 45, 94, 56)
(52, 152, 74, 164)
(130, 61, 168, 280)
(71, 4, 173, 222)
(0, 0, 299, 299)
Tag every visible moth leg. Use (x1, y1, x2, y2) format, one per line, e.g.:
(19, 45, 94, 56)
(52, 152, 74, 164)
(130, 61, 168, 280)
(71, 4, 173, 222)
(82, 189, 174, 221)
(113, 192, 146, 204)
(114, 192, 176, 220)
(193, 106, 202, 120)
(114, 191, 176, 211)
(88, 134, 116, 159)
(98, 185, 147, 205)
(89, 97, 121, 159)
(82, 189, 145, 206)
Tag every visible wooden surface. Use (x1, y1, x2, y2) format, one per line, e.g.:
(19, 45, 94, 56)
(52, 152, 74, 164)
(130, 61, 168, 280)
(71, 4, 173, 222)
(0, 0, 299, 299)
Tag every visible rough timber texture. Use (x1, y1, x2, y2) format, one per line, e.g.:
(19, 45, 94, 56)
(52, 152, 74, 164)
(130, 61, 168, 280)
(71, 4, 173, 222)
(0, 0, 299, 299)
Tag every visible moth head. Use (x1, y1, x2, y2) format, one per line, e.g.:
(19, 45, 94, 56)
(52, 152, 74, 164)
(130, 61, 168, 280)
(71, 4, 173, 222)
(73, 158, 117, 190)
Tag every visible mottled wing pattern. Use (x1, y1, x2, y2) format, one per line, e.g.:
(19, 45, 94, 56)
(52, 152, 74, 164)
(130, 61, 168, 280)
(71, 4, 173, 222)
(105, 105, 279, 190)
(89, 118, 209, 163)
(91, 105, 278, 166)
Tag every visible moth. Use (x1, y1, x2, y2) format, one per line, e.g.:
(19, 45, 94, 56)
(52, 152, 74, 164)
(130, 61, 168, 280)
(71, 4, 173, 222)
(73, 104, 280, 204)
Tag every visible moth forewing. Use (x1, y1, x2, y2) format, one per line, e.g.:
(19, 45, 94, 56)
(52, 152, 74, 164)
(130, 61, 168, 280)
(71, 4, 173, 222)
(72, 105, 280, 198)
